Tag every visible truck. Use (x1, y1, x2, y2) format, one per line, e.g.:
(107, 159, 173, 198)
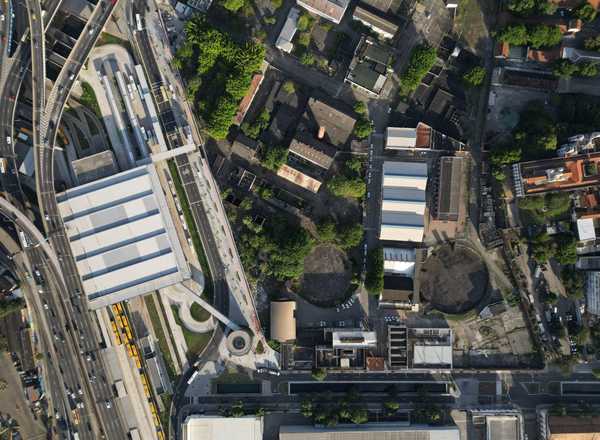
(17, 132, 28, 142)
(71, 408, 80, 425)
(0, 157, 7, 174)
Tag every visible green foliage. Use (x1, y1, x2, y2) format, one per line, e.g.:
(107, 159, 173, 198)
(297, 12, 314, 32)
(496, 24, 528, 45)
(241, 109, 271, 139)
(365, 246, 384, 294)
(282, 80, 296, 94)
(301, 400, 314, 417)
(231, 401, 244, 417)
(317, 220, 337, 243)
(176, 16, 265, 139)
(349, 408, 368, 424)
(528, 24, 562, 49)
(338, 223, 364, 249)
(584, 35, 600, 51)
(256, 185, 274, 200)
(311, 367, 327, 381)
(0, 298, 23, 319)
(297, 31, 311, 47)
(554, 234, 577, 265)
(562, 267, 584, 299)
(507, 0, 555, 15)
(79, 82, 101, 118)
(300, 52, 316, 65)
(354, 117, 372, 140)
(353, 101, 367, 115)
(267, 339, 281, 351)
(575, 3, 597, 21)
(400, 45, 437, 94)
(540, 289, 559, 304)
(513, 101, 557, 159)
(385, 401, 401, 411)
(327, 156, 366, 199)
(264, 16, 277, 25)
(464, 66, 486, 87)
(221, 0, 245, 12)
(497, 24, 561, 48)
(239, 216, 314, 281)
(489, 144, 522, 168)
(554, 59, 599, 78)
(261, 145, 288, 171)
(517, 195, 544, 211)
(593, 368, 600, 380)
(531, 232, 552, 263)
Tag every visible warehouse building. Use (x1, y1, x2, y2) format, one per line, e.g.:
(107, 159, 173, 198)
(432, 156, 464, 221)
(56, 165, 190, 309)
(380, 161, 428, 242)
(279, 424, 460, 440)
(182, 415, 263, 440)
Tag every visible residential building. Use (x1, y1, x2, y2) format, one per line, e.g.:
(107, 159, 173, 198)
(543, 415, 600, 440)
(380, 247, 418, 311)
(296, 0, 350, 23)
(380, 161, 428, 242)
(512, 152, 600, 197)
(234, 67, 266, 125)
(302, 98, 356, 147)
(346, 36, 393, 96)
(577, 217, 597, 242)
(276, 7, 300, 53)
(182, 415, 263, 440)
(231, 133, 260, 163)
(270, 300, 297, 343)
(56, 165, 190, 309)
(277, 164, 323, 193)
(279, 424, 461, 440)
(385, 122, 464, 151)
(432, 156, 464, 221)
(288, 133, 336, 171)
(352, 4, 398, 39)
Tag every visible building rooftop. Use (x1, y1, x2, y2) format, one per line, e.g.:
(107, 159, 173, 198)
(182, 416, 263, 440)
(434, 156, 463, 221)
(71, 150, 118, 185)
(289, 133, 336, 170)
(513, 151, 600, 196)
(380, 161, 428, 242)
(56, 165, 190, 308)
(346, 36, 392, 96)
(231, 133, 260, 162)
(386, 123, 432, 150)
(296, 0, 350, 23)
(270, 300, 296, 343)
(548, 415, 600, 440)
(277, 164, 322, 193)
(486, 416, 519, 440)
(276, 7, 300, 53)
(279, 424, 461, 440)
(352, 4, 398, 38)
(413, 344, 452, 368)
(383, 247, 416, 276)
(304, 98, 356, 147)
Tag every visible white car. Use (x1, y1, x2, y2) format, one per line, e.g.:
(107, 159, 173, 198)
(43, 303, 49, 310)
(105, 400, 112, 409)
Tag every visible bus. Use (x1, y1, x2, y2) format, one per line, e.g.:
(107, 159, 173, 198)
(135, 14, 143, 31)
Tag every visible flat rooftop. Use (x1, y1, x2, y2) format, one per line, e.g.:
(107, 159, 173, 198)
(57, 165, 190, 308)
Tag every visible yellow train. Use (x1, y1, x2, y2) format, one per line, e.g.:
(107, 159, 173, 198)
(110, 321, 122, 345)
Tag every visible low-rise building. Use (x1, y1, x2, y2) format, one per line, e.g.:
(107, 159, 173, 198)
(380, 161, 428, 242)
(352, 4, 398, 39)
(270, 300, 297, 343)
(543, 415, 600, 440)
(71, 150, 118, 185)
(302, 98, 357, 147)
(182, 415, 263, 440)
(280, 424, 461, 440)
(432, 156, 464, 221)
(288, 133, 336, 171)
(346, 36, 393, 96)
(296, 0, 350, 23)
(380, 247, 418, 311)
(276, 7, 300, 53)
(231, 133, 261, 162)
(513, 152, 600, 197)
(387, 326, 453, 369)
(385, 122, 464, 151)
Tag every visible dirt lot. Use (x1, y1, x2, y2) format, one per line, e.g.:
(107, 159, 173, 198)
(420, 244, 488, 314)
(300, 244, 353, 307)
(0, 353, 46, 439)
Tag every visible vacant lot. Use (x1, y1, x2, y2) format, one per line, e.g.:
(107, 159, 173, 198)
(420, 244, 488, 314)
(300, 245, 353, 307)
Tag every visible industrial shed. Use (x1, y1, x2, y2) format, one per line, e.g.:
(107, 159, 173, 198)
(380, 161, 428, 242)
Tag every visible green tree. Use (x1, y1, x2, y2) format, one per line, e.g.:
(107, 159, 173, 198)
(507, 0, 536, 14)
(384, 401, 401, 411)
(282, 80, 296, 94)
(349, 408, 368, 424)
(317, 220, 337, 243)
(518, 195, 544, 211)
(400, 45, 437, 94)
(554, 234, 577, 265)
(365, 247, 384, 294)
(553, 59, 580, 78)
(576, 3, 597, 21)
(513, 102, 557, 159)
(261, 145, 288, 171)
(562, 267, 584, 298)
(0, 298, 24, 319)
(301, 400, 314, 417)
(578, 61, 599, 77)
(337, 223, 364, 249)
(312, 367, 327, 381)
(585, 35, 600, 51)
(327, 175, 366, 198)
(464, 66, 486, 87)
(592, 368, 600, 379)
(300, 52, 315, 66)
(221, 0, 245, 12)
(531, 232, 552, 263)
(256, 185, 274, 200)
(496, 24, 529, 46)
(489, 143, 522, 167)
(297, 12, 313, 31)
(528, 25, 562, 49)
(231, 401, 244, 417)
(354, 101, 367, 115)
(354, 117, 372, 139)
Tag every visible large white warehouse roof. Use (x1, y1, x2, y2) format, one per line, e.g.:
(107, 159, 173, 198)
(182, 416, 263, 440)
(380, 161, 428, 242)
(57, 165, 190, 308)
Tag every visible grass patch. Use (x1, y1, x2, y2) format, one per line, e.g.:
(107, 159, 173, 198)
(144, 295, 178, 381)
(171, 305, 213, 363)
(97, 32, 132, 52)
(168, 160, 214, 304)
(190, 302, 211, 322)
(79, 82, 101, 118)
(213, 370, 256, 384)
(159, 393, 172, 438)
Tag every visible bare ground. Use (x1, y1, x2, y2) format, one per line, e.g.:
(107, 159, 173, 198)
(300, 244, 352, 306)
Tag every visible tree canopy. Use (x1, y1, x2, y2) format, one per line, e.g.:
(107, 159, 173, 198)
(554, 59, 599, 78)
(464, 66, 486, 87)
(327, 156, 366, 199)
(261, 145, 288, 171)
(365, 246, 384, 294)
(175, 16, 265, 139)
(506, 0, 556, 15)
(400, 45, 437, 94)
(496, 24, 562, 48)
